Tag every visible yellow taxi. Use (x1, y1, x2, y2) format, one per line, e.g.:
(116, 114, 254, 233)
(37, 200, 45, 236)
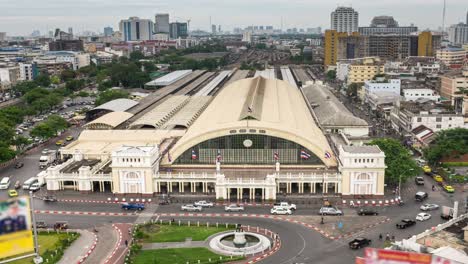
(56, 140, 64, 146)
(433, 175, 443, 183)
(8, 189, 18, 197)
(443, 185, 454, 193)
(422, 165, 431, 174)
(66, 136, 74, 141)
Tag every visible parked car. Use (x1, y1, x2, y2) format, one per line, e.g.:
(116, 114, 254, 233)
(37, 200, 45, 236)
(396, 219, 416, 229)
(416, 213, 431, 221)
(194, 201, 214, 208)
(66, 136, 74, 141)
(121, 202, 145, 211)
(443, 185, 454, 193)
(8, 189, 18, 197)
(270, 207, 292, 215)
(357, 208, 378, 216)
(224, 204, 245, 212)
(348, 237, 371, 249)
(414, 176, 424, 185)
(0, 177, 11, 190)
(36, 221, 47, 228)
(273, 202, 297, 210)
(54, 221, 68, 230)
(420, 203, 439, 211)
(55, 140, 64, 146)
(181, 204, 203, 212)
(415, 192, 428, 202)
(433, 175, 443, 183)
(422, 165, 431, 174)
(319, 207, 343, 216)
(14, 162, 24, 169)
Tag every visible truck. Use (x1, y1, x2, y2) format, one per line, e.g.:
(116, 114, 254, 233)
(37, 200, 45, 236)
(23, 177, 38, 190)
(39, 150, 57, 168)
(441, 206, 454, 220)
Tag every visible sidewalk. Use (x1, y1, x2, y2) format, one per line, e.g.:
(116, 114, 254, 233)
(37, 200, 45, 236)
(103, 223, 132, 264)
(57, 230, 96, 264)
(84, 225, 117, 264)
(142, 240, 205, 250)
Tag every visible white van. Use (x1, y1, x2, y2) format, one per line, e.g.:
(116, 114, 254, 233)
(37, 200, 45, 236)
(0, 177, 11, 189)
(23, 177, 38, 190)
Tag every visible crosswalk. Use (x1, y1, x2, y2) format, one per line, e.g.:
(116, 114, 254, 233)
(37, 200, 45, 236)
(134, 203, 159, 224)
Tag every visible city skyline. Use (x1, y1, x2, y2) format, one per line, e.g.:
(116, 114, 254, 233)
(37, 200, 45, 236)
(1, 0, 467, 36)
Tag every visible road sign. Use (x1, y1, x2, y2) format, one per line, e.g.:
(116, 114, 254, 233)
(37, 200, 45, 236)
(338, 221, 343, 229)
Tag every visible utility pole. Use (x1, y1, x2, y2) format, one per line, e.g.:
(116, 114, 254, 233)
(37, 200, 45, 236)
(30, 191, 43, 264)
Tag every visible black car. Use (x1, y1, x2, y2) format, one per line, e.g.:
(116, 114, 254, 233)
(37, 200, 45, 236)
(43, 195, 57, 202)
(348, 237, 372, 249)
(396, 219, 416, 229)
(357, 208, 379, 216)
(14, 162, 24, 169)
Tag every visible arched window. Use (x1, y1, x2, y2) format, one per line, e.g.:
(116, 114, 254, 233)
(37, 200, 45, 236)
(356, 173, 371, 180)
(125, 172, 139, 179)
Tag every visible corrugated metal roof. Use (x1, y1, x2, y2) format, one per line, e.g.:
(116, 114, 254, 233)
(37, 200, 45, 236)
(145, 70, 192, 86)
(92, 98, 139, 112)
(84, 112, 134, 129)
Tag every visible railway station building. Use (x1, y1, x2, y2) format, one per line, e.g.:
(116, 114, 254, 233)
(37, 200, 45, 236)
(45, 73, 386, 200)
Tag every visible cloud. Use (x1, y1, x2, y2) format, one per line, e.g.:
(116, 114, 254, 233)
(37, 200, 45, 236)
(0, 0, 466, 35)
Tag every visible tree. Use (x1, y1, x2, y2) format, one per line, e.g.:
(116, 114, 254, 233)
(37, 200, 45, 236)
(34, 74, 51, 87)
(65, 79, 86, 92)
(129, 51, 145, 61)
(0, 142, 16, 163)
(368, 138, 420, 185)
(77, 91, 90, 97)
(95, 90, 129, 106)
(0, 123, 15, 145)
(326, 70, 336, 80)
(60, 69, 77, 82)
(47, 115, 69, 132)
(50, 75, 61, 85)
(347, 83, 362, 97)
(11, 81, 38, 95)
(424, 128, 468, 165)
(13, 136, 30, 151)
(30, 123, 56, 139)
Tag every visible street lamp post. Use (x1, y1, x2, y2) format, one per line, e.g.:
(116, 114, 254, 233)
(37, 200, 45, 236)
(30, 191, 43, 264)
(398, 168, 414, 199)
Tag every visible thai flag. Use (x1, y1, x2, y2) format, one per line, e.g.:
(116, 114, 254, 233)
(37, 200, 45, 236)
(325, 151, 332, 159)
(167, 152, 172, 162)
(191, 149, 197, 160)
(274, 151, 279, 161)
(300, 150, 311, 159)
(216, 150, 222, 162)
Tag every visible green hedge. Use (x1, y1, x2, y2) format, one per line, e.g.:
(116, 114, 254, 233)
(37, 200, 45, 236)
(442, 162, 468, 167)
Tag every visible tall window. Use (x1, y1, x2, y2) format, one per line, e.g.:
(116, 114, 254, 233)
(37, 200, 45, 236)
(174, 134, 324, 165)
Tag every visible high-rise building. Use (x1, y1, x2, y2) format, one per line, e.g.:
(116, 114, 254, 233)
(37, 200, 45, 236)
(155, 13, 170, 34)
(104, 27, 114, 37)
(359, 16, 418, 35)
(448, 23, 468, 45)
(218, 25, 221, 33)
(242, 31, 252, 43)
(212, 24, 217, 34)
(418, 31, 435, 57)
(331, 6, 359, 34)
(119, 17, 154, 41)
(324, 30, 361, 66)
(68, 27, 73, 37)
(169, 22, 188, 39)
(0, 32, 6, 41)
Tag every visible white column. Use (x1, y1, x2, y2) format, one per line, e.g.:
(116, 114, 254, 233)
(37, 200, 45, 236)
(227, 188, 230, 200)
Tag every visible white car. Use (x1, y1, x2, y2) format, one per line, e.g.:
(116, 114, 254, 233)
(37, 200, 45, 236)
(416, 212, 431, 221)
(224, 204, 245, 212)
(273, 202, 297, 211)
(194, 201, 214, 208)
(181, 204, 203, 212)
(270, 207, 292, 215)
(420, 203, 439, 211)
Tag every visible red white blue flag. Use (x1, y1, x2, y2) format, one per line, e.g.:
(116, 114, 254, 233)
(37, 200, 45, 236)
(216, 150, 222, 162)
(325, 151, 332, 159)
(191, 149, 197, 160)
(300, 150, 311, 159)
(274, 151, 279, 161)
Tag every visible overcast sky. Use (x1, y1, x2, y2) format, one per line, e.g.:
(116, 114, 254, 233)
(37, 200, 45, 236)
(1, 0, 467, 35)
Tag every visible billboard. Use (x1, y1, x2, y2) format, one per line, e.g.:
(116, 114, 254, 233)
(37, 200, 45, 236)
(363, 248, 457, 264)
(0, 197, 34, 259)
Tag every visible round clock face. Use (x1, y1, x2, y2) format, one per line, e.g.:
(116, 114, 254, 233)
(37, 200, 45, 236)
(243, 139, 253, 148)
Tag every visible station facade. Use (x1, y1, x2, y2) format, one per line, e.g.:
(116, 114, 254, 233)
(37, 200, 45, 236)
(45, 76, 386, 200)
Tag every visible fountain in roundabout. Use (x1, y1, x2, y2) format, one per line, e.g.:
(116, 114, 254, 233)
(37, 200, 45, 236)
(208, 227, 272, 256)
